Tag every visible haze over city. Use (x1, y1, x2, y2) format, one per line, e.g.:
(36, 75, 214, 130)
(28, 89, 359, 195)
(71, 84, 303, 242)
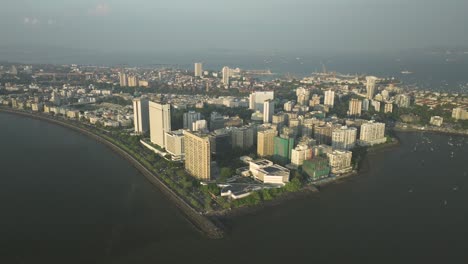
(2, 0, 468, 57)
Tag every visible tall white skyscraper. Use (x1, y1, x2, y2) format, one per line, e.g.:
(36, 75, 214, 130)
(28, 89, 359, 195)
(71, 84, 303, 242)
(194, 63, 203, 77)
(324, 90, 335, 107)
(263, 99, 275, 123)
(133, 98, 149, 134)
(366, 76, 378, 99)
(149, 101, 171, 148)
(183, 111, 201, 130)
(222, 66, 230, 86)
(249, 91, 275, 112)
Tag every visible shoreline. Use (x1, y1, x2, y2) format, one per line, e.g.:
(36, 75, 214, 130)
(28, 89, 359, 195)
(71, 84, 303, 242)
(393, 125, 468, 137)
(0, 108, 225, 239)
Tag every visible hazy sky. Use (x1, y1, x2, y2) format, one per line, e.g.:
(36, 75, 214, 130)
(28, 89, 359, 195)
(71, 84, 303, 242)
(1, 0, 468, 55)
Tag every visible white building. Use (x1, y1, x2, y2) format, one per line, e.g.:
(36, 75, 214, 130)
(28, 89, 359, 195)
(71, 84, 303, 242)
(324, 90, 335, 107)
(249, 159, 290, 185)
(359, 121, 386, 146)
(133, 98, 149, 134)
(291, 145, 313, 167)
(327, 150, 353, 174)
(249, 91, 275, 112)
(149, 101, 171, 148)
(263, 99, 274, 123)
(165, 130, 185, 161)
(192, 119, 207, 132)
(332, 126, 357, 150)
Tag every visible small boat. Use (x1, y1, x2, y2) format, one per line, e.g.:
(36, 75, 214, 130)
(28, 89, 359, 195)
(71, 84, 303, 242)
(408, 189, 413, 193)
(443, 200, 448, 206)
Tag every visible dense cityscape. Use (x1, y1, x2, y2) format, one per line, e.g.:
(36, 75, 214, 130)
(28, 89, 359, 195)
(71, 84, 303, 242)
(1, 62, 467, 216)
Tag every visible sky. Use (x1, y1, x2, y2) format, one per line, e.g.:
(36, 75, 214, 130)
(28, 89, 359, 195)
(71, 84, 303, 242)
(1, 0, 468, 56)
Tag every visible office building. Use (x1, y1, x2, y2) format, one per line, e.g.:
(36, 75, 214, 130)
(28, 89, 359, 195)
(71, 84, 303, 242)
(257, 129, 277, 157)
(348, 98, 362, 116)
(249, 91, 275, 112)
(165, 130, 185, 161)
(359, 121, 386, 146)
(366, 76, 378, 99)
(327, 150, 353, 174)
(263, 99, 274, 123)
(184, 131, 211, 180)
(194, 63, 203, 77)
(332, 126, 357, 150)
(210, 112, 227, 131)
(183, 111, 201, 130)
(133, 98, 149, 134)
(149, 101, 171, 148)
(324, 90, 335, 107)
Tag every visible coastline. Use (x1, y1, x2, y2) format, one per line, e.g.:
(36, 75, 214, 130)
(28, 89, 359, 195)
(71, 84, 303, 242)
(393, 124, 468, 137)
(0, 108, 225, 239)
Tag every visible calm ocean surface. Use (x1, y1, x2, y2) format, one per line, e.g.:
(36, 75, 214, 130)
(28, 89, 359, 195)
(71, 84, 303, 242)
(0, 112, 467, 263)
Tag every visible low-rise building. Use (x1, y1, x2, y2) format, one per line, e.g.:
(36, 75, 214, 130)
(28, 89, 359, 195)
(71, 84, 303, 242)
(429, 116, 444, 127)
(249, 159, 290, 185)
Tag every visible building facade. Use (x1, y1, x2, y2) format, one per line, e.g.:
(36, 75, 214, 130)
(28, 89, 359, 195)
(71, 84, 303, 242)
(133, 98, 149, 134)
(149, 101, 171, 148)
(184, 131, 211, 180)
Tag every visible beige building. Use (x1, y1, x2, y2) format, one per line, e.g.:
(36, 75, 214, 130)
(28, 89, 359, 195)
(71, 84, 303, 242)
(149, 101, 171, 148)
(366, 76, 378, 99)
(452, 107, 468, 120)
(291, 144, 313, 167)
(348, 98, 362, 116)
(384, 103, 393, 113)
(127, 75, 139, 87)
(165, 130, 185, 161)
(324, 90, 335, 107)
(327, 150, 353, 174)
(119, 72, 127, 87)
(359, 121, 386, 146)
(257, 129, 277, 157)
(184, 131, 211, 180)
(429, 116, 444, 127)
(194, 63, 203, 77)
